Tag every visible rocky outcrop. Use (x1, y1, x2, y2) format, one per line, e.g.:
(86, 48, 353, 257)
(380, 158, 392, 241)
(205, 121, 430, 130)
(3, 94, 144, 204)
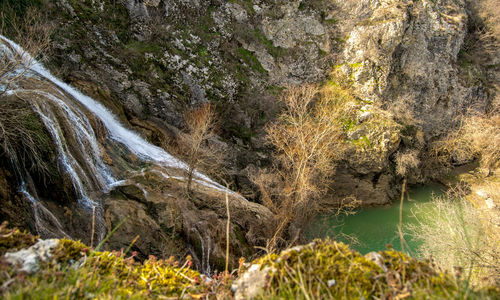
(0, 33, 273, 274)
(43, 0, 494, 207)
(4, 239, 59, 274)
(1, 0, 497, 272)
(102, 167, 273, 272)
(335, 0, 486, 138)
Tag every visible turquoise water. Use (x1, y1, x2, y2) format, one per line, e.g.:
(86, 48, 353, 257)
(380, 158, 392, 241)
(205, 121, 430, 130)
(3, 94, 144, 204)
(307, 185, 444, 255)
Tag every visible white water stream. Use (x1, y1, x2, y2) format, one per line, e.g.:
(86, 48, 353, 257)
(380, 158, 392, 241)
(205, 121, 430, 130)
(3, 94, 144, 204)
(0, 35, 240, 244)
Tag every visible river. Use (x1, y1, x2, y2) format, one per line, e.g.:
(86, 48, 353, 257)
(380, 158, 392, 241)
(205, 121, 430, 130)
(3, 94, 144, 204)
(307, 184, 445, 255)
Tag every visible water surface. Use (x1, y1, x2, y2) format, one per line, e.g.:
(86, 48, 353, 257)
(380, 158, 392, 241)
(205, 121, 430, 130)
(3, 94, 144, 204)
(307, 184, 444, 255)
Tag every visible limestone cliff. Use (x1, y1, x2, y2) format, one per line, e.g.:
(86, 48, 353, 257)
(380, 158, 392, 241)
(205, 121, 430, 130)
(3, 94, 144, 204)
(0, 0, 498, 273)
(43, 0, 495, 206)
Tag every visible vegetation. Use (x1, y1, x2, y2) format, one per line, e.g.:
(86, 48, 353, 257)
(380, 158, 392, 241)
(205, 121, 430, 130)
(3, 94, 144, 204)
(0, 94, 56, 182)
(0, 224, 232, 299)
(432, 110, 499, 176)
(253, 84, 351, 251)
(3, 224, 497, 299)
(0, 4, 51, 95)
(180, 103, 223, 194)
(0, 222, 37, 256)
(407, 185, 500, 289)
(239, 239, 496, 299)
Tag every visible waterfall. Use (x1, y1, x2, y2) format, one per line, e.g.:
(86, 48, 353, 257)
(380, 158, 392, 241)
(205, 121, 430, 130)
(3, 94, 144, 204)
(0, 35, 234, 194)
(19, 183, 70, 239)
(0, 35, 240, 244)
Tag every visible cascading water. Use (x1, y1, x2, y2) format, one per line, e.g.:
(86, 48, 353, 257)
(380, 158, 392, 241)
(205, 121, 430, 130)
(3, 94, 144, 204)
(0, 35, 240, 255)
(19, 183, 70, 239)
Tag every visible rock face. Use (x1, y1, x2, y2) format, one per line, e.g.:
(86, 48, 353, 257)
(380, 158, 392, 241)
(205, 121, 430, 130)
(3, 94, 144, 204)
(0, 0, 497, 272)
(0, 32, 273, 274)
(43, 0, 493, 207)
(102, 168, 274, 272)
(4, 239, 59, 274)
(335, 0, 479, 137)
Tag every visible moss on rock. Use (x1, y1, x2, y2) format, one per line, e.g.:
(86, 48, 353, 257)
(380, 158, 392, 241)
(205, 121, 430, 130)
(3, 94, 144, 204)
(1, 231, 217, 299)
(0, 222, 38, 257)
(235, 239, 497, 299)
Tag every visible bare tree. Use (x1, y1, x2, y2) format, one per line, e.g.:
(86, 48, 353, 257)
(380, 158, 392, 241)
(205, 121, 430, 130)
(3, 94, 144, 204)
(255, 85, 349, 251)
(181, 103, 221, 194)
(394, 149, 420, 252)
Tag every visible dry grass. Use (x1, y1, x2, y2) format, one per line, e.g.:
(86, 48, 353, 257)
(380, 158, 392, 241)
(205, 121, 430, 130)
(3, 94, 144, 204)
(432, 110, 500, 175)
(407, 187, 500, 288)
(462, 0, 500, 67)
(0, 95, 53, 181)
(476, 0, 500, 52)
(395, 149, 420, 177)
(0, 5, 53, 180)
(0, 6, 51, 95)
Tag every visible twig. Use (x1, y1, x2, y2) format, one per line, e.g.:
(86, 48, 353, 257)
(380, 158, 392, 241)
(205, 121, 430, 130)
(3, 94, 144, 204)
(398, 178, 407, 253)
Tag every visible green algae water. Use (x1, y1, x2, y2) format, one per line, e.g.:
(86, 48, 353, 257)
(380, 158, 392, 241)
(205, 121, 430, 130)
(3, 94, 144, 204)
(307, 184, 445, 255)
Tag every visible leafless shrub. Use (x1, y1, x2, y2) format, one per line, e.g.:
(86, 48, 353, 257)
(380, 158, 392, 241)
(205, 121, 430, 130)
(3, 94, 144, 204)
(395, 150, 420, 177)
(0, 6, 52, 95)
(432, 110, 499, 175)
(254, 84, 351, 251)
(180, 103, 226, 194)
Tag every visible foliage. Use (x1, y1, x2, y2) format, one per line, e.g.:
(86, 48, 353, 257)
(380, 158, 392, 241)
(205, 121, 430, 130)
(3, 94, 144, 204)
(1, 225, 497, 299)
(0, 229, 232, 299)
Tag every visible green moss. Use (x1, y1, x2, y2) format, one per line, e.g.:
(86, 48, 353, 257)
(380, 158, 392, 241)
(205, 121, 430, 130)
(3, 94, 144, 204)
(233, 226, 252, 257)
(229, 0, 255, 14)
(52, 238, 87, 263)
(252, 28, 285, 58)
(125, 41, 163, 55)
(254, 240, 383, 298)
(351, 135, 372, 148)
(341, 117, 356, 132)
(348, 62, 363, 69)
(229, 125, 255, 143)
(266, 85, 285, 96)
(0, 223, 38, 256)
(22, 112, 52, 155)
(237, 48, 267, 74)
(1, 227, 212, 299)
(1, 225, 497, 299)
(251, 240, 493, 299)
(325, 18, 338, 24)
